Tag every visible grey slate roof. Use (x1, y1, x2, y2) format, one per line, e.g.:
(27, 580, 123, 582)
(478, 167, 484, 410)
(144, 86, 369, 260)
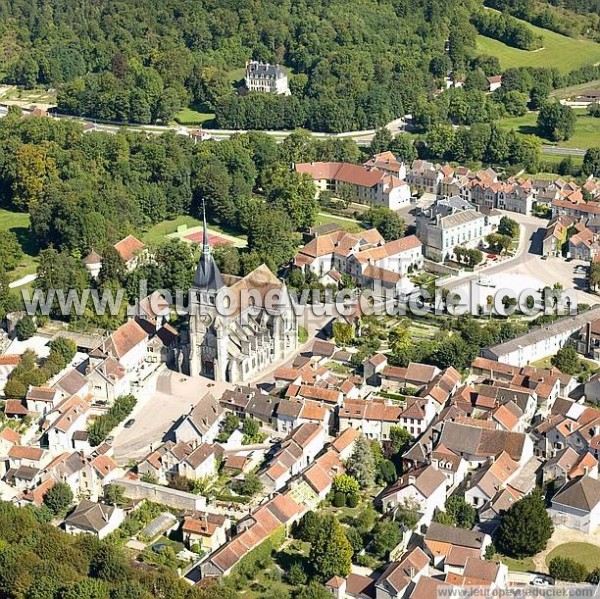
(64, 499, 116, 533)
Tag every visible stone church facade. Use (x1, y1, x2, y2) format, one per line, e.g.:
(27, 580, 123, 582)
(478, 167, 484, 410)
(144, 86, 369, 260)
(186, 219, 298, 383)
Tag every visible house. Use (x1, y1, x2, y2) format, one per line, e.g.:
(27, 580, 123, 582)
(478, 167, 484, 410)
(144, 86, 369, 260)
(407, 160, 443, 194)
(338, 398, 403, 442)
(92, 319, 149, 375)
(24, 386, 62, 416)
(364, 151, 407, 179)
(543, 447, 598, 487)
(85, 356, 128, 404)
(63, 499, 125, 539)
(446, 557, 508, 591)
(178, 443, 222, 481)
(380, 362, 441, 392)
(302, 449, 345, 500)
(331, 427, 360, 461)
(0, 355, 21, 396)
(374, 547, 430, 599)
(296, 162, 411, 210)
(82, 250, 103, 279)
(430, 444, 468, 491)
(380, 465, 447, 526)
(549, 475, 600, 533)
(44, 395, 91, 453)
(201, 493, 305, 577)
(424, 522, 491, 572)
(437, 421, 533, 467)
(182, 512, 230, 553)
(114, 235, 145, 270)
(326, 574, 376, 599)
(487, 75, 502, 92)
(415, 196, 497, 261)
(245, 61, 290, 95)
(481, 305, 600, 366)
(259, 423, 326, 491)
(175, 393, 224, 446)
(464, 451, 520, 509)
(569, 225, 600, 261)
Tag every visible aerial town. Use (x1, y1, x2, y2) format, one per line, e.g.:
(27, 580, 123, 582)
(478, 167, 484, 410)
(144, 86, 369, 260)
(2, 3, 600, 598)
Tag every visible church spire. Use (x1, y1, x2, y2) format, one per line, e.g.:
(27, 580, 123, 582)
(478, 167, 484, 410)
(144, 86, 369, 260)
(193, 201, 224, 291)
(202, 200, 211, 257)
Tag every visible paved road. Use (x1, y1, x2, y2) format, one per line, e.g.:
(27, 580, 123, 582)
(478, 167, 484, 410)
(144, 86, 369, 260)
(541, 145, 586, 157)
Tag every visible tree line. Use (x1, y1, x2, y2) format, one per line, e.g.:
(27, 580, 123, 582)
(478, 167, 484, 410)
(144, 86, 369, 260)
(472, 11, 544, 50)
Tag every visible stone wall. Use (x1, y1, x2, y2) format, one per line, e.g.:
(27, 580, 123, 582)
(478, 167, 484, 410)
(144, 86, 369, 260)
(111, 478, 207, 511)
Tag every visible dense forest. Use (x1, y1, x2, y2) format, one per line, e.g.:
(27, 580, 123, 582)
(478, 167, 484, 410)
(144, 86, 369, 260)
(0, 0, 479, 131)
(0, 500, 235, 599)
(1, 0, 600, 131)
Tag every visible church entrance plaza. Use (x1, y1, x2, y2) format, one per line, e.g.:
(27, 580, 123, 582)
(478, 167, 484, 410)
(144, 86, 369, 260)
(112, 368, 233, 464)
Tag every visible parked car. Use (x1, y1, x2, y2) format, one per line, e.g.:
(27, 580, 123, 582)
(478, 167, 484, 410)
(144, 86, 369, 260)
(124, 418, 135, 428)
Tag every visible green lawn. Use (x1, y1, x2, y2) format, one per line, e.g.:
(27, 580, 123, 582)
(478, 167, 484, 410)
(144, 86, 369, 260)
(496, 553, 536, 573)
(0, 208, 39, 283)
(315, 212, 364, 232)
(546, 543, 600, 571)
(141, 215, 204, 245)
(497, 109, 600, 150)
(173, 104, 215, 126)
(476, 18, 600, 73)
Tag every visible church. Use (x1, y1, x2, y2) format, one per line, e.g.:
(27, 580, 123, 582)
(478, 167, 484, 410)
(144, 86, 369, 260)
(186, 216, 299, 383)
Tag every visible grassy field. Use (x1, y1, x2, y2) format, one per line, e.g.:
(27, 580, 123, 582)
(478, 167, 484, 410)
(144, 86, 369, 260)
(476, 18, 600, 73)
(496, 553, 536, 573)
(497, 109, 600, 150)
(173, 104, 215, 126)
(314, 212, 364, 232)
(546, 543, 600, 571)
(0, 208, 39, 283)
(550, 80, 600, 100)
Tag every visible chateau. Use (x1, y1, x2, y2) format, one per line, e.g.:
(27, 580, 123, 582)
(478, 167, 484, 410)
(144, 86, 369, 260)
(186, 217, 298, 383)
(244, 61, 290, 95)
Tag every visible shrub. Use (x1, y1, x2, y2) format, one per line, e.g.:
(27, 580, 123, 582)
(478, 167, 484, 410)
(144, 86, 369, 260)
(286, 561, 308, 585)
(548, 556, 588, 582)
(15, 316, 36, 341)
(88, 395, 136, 446)
(332, 491, 346, 508)
(346, 493, 360, 508)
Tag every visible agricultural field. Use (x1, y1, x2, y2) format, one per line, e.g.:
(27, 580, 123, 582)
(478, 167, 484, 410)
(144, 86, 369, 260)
(476, 18, 600, 73)
(497, 109, 600, 150)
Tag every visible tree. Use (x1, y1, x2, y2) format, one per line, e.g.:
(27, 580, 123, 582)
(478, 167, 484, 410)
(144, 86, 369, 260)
(332, 491, 346, 507)
(389, 426, 411, 455)
(242, 418, 261, 444)
(377, 459, 397, 485)
(496, 492, 553, 558)
(0, 231, 24, 271)
(359, 207, 405, 242)
(104, 484, 127, 506)
(485, 233, 512, 254)
(432, 335, 474, 370)
(551, 346, 580, 375)
(333, 322, 354, 346)
(390, 134, 417, 163)
(370, 519, 403, 559)
(308, 515, 353, 581)
(345, 527, 364, 554)
(43, 482, 74, 515)
(548, 556, 588, 582)
(294, 511, 322, 544)
(295, 581, 331, 599)
(537, 101, 576, 141)
(583, 147, 600, 177)
(221, 413, 240, 436)
(396, 497, 421, 529)
(332, 474, 360, 495)
(15, 316, 37, 341)
(98, 245, 127, 285)
(47, 337, 77, 366)
(231, 473, 263, 496)
(346, 434, 376, 489)
(370, 127, 393, 154)
(445, 496, 477, 529)
(498, 216, 519, 238)
(287, 561, 308, 586)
